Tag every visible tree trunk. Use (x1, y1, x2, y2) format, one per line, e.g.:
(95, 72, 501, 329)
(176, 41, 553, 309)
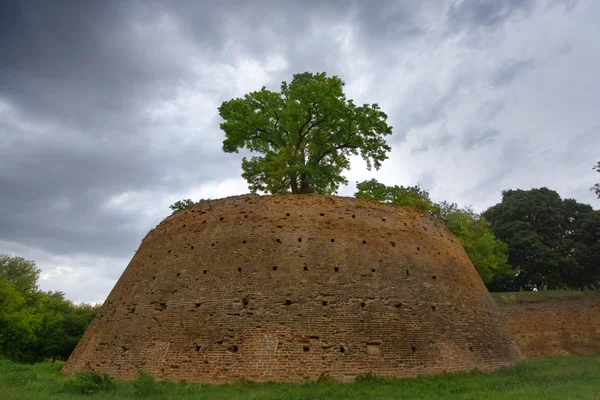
(299, 175, 312, 194)
(290, 175, 299, 194)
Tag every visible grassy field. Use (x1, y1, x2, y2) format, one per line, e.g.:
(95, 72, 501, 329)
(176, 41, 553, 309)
(1, 356, 599, 399)
(490, 290, 600, 305)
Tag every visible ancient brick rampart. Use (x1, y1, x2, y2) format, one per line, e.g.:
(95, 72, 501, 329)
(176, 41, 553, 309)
(496, 293, 600, 357)
(63, 194, 523, 383)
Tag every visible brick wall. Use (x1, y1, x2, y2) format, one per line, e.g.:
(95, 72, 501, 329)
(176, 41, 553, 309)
(63, 194, 524, 383)
(499, 296, 600, 357)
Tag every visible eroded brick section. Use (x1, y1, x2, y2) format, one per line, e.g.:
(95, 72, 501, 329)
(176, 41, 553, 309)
(500, 298, 600, 357)
(63, 194, 524, 383)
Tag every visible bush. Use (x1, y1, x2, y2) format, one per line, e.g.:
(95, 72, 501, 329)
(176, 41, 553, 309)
(63, 371, 115, 395)
(133, 371, 161, 397)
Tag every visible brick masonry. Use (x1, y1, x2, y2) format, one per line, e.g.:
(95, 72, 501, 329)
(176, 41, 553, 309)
(499, 297, 600, 357)
(62, 194, 524, 383)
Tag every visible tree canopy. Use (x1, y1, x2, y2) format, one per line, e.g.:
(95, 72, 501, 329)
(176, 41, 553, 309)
(483, 188, 600, 290)
(592, 161, 600, 199)
(220, 72, 393, 194)
(0, 254, 100, 363)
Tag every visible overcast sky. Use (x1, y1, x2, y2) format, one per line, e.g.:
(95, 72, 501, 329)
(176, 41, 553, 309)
(1, 0, 599, 304)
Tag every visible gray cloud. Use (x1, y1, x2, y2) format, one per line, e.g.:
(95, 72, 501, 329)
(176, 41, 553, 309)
(491, 59, 535, 87)
(462, 127, 502, 150)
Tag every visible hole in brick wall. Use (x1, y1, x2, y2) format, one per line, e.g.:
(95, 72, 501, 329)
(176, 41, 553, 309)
(182, 224, 186, 228)
(242, 297, 249, 306)
(334, 267, 339, 272)
(276, 238, 281, 243)
(303, 346, 310, 352)
(195, 345, 201, 352)
(320, 213, 325, 216)
(168, 250, 171, 253)
(191, 245, 194, 250)
(395, 303, 402, 308)
(371, 268, 376, 272)
(273, 266, 278, 271)
(431, 306, 437, 311)
(469, 346, 474, 352)
(228, 345, 239, 353)
(304, 266, 308, 271)
(406, 270, 410, 276)
(177, 272, 181, 277)
(242, 240, 247, 244)
(238, 267, 242, 272)
(152, 276, 156, 280)
(416, 247, 420, 251)
(431, 275, 437, 280)
(286, 213, 291, 217)
(411, 346, 416, 353)
(340, 346, 346, 353)
(362, 240, 367, 244)
(298, 237, 302, 242)
(220, 217, 224, 221)
(404, 222, 407, 226)
(382, 218, 386, 222)
(285, 299, 291, 305)
(203, 270, 207, 274)
(366, 343, 381, 355)
(423, 226, 427, 231)
(195, 303, 201, 308)
(390, 241, 396, 247)
(330, 238, 335, 243)
(360, 302, 366, 308)
(211, 243, 215, 247)
(121, 345, 128, 352)
(322, 300, 328, 306)
(352, 214, 356, 218)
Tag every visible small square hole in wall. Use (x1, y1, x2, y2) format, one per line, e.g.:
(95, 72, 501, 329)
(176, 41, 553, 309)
(366, 343, 381, 355)
(352, 214, 356, 218)
(371, 268, 376, 273)
(276, 238, 281, 243)
(238, 267, 242, 273)
(220, 217, 224, 221)
(203, 270, 207, 274)
(340, 346, 345, 353)
(298, 237, 302, 242)
(334, 267, 339, 272)
(431, 275, 437, 280)
(431, 306, 437, 311)
(322, 300, 328, 306)
(469, 346, 474, 352)
(360, 302, 366, 308)
(330, 238, 335, 243)
(242, 240, 247, 244)
(411, 346, 416, 353)
(285, 299, 291, 305)
(303, 346, 309, 352)
(286, 213, 291, 217)
(362, 240, 367, 244)
(195, 345, 201, 352)
(273, 266, 278, 271)
(395, 303, 402, 309)
(304, 266, 308, 271)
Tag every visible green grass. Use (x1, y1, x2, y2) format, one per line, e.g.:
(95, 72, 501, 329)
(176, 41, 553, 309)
(1, 356, 599, 399)
(490, 290, 600, 305)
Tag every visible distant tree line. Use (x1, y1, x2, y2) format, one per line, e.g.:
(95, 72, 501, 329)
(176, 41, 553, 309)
(0, 254, 100, 363)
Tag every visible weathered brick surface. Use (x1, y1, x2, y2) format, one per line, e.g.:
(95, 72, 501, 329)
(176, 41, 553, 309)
(63, 194, 524, 383)
(499, 298, 600, 357)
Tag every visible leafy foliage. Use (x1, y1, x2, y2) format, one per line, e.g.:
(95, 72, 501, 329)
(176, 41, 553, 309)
(0, 254, 100, 363)
(169, 199, 195, 215)
(220, 72, 393, 194)
(483, 188, 600, 290)
(592, 161, 600, 199)
(63, 371, 115, 395)
(354, 180, 514, 286)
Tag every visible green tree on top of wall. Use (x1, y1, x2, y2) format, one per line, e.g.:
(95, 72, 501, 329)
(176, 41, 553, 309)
(219, 72, 393, 194)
